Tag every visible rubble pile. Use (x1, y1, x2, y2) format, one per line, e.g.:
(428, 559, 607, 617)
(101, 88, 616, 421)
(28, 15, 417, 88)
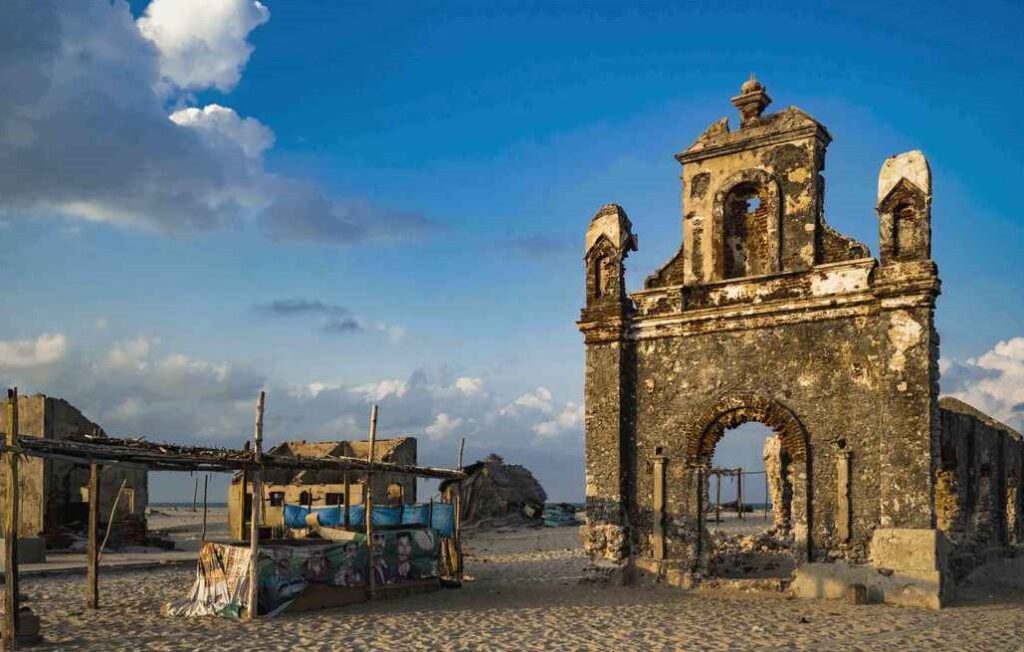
(708, 528, 796, 578)
(441, 454, 548, 529)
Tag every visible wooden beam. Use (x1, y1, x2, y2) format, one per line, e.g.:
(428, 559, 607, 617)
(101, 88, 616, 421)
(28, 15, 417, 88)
(86, 463, 99, 609)
(3, 388, 21, 645)
(246, 391, 265, 620)
(365, 405, 378, 601)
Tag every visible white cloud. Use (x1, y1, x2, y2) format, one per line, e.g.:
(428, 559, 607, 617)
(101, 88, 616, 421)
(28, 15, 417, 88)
(170, 104, 274, 159)
(103, 336, 154, 371)
(425, 413, 464, 441)
(137, 0, 269, 93)
(455, 377, 484, 396)
(0, 333, 67, 370)
(942, 337, 1024, 430)
(0, 0, 434, 245)
(354, 379, 408, 402)
(505, 386, 554, 414)
(533, 402, 584, 439)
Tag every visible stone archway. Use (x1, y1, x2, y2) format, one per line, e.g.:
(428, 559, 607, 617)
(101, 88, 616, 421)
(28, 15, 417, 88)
(686, 393, 812, 570)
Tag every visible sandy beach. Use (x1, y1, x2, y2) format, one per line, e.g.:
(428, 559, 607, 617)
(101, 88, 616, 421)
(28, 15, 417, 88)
(10, 514, 1024, 651)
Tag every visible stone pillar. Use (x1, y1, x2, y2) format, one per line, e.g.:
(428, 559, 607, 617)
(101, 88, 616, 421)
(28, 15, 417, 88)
(837, 451, 852, 543)
(762, 434, 789, 531)
(578, 204, 637, 566)
(652, 456, 666, 560)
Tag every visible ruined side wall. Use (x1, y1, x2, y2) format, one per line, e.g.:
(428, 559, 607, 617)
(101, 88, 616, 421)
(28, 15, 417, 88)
(937, 398, 1023, 579)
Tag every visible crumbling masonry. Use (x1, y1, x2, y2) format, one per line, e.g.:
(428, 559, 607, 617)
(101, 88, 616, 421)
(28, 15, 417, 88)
(578, 77, 1022, 608)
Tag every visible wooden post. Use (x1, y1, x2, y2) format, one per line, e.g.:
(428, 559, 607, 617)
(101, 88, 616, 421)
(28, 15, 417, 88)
(86, 463, 100, 609)
(764, 472, 770, 520)
(715, 471, 722, 523)
(454, 437, 465, 581)
(737, 468, 744, 520)
(201, 474, 209, 542)
(343, 472, 350, 529)
(365, 405, 378, 601)
(3, 388, 21, 645)
(246, 391, 265, 620)
(192, 475, 198, 513)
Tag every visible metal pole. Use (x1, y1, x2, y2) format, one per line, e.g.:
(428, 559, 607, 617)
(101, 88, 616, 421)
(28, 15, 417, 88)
(365, 405, 378, 600)
(246, 390, 265, 620)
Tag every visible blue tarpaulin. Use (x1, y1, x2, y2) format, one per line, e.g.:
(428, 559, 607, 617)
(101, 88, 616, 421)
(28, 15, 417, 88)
(283, 502, 455, 537)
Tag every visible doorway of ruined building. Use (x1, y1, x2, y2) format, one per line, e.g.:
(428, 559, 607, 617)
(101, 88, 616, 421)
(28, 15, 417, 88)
(701, 421, 799, 580)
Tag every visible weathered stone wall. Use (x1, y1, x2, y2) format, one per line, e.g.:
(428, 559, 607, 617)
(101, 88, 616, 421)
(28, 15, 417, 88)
(937, 397, 1023, 579)
(0, 395, 148, 540)
(579, 80, 945, 588)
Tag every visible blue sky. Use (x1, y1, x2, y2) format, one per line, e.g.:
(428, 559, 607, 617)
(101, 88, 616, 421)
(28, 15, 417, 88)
(1, 0, 1022, 502)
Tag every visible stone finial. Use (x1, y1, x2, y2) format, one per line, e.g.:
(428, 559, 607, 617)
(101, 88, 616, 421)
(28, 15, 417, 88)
(877, 150, 931, 205)
(731, 73, 772, 128)
(585, 204, 638, 255)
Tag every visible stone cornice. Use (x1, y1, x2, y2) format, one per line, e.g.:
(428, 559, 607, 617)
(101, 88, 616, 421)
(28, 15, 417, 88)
(676, 124, 828, 165)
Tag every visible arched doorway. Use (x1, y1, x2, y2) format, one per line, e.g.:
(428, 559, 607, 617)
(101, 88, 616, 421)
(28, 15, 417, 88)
(686, 393, 812, 577)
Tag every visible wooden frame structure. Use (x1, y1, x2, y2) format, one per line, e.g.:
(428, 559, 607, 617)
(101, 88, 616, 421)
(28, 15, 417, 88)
(0, 388, 465, 645)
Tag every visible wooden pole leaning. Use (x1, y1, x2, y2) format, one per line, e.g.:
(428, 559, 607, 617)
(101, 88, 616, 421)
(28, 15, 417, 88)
(365, 405, 378, 601)
(98, 479, 128, 562)
(3, 388, 21, 646)
(86, 463, 100, 609)
(246, 390, 265, 620)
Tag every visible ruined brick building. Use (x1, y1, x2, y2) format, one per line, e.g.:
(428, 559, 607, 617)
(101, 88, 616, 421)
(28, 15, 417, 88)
(578, 77, 1022, 608)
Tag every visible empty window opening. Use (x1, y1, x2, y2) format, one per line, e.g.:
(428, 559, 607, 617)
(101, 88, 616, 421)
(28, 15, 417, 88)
(723, 184, 770, 279)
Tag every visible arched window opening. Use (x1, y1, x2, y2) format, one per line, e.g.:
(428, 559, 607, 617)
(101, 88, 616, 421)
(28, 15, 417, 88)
(705, 421, 795, 579)
(592, 255, 605, 298)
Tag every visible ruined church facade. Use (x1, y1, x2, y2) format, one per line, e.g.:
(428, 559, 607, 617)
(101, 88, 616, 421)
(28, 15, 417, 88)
(578, 78, 1022, 608)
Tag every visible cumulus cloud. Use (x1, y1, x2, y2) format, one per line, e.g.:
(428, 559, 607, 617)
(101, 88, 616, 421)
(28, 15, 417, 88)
(169, 104, 274, 159)
(0, 0, 434, 245)
(533, 402, 584, 439)
(103, 336, 154, 371)
(503, 387, 554, 415)
(137, 0, 269, 93)
(0, 333, 67, 370)
(942, 337, 1024, 430)
(425, 413, 464, 441)
(455, 377, 484, 396)
(0, 338, 585, 498)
